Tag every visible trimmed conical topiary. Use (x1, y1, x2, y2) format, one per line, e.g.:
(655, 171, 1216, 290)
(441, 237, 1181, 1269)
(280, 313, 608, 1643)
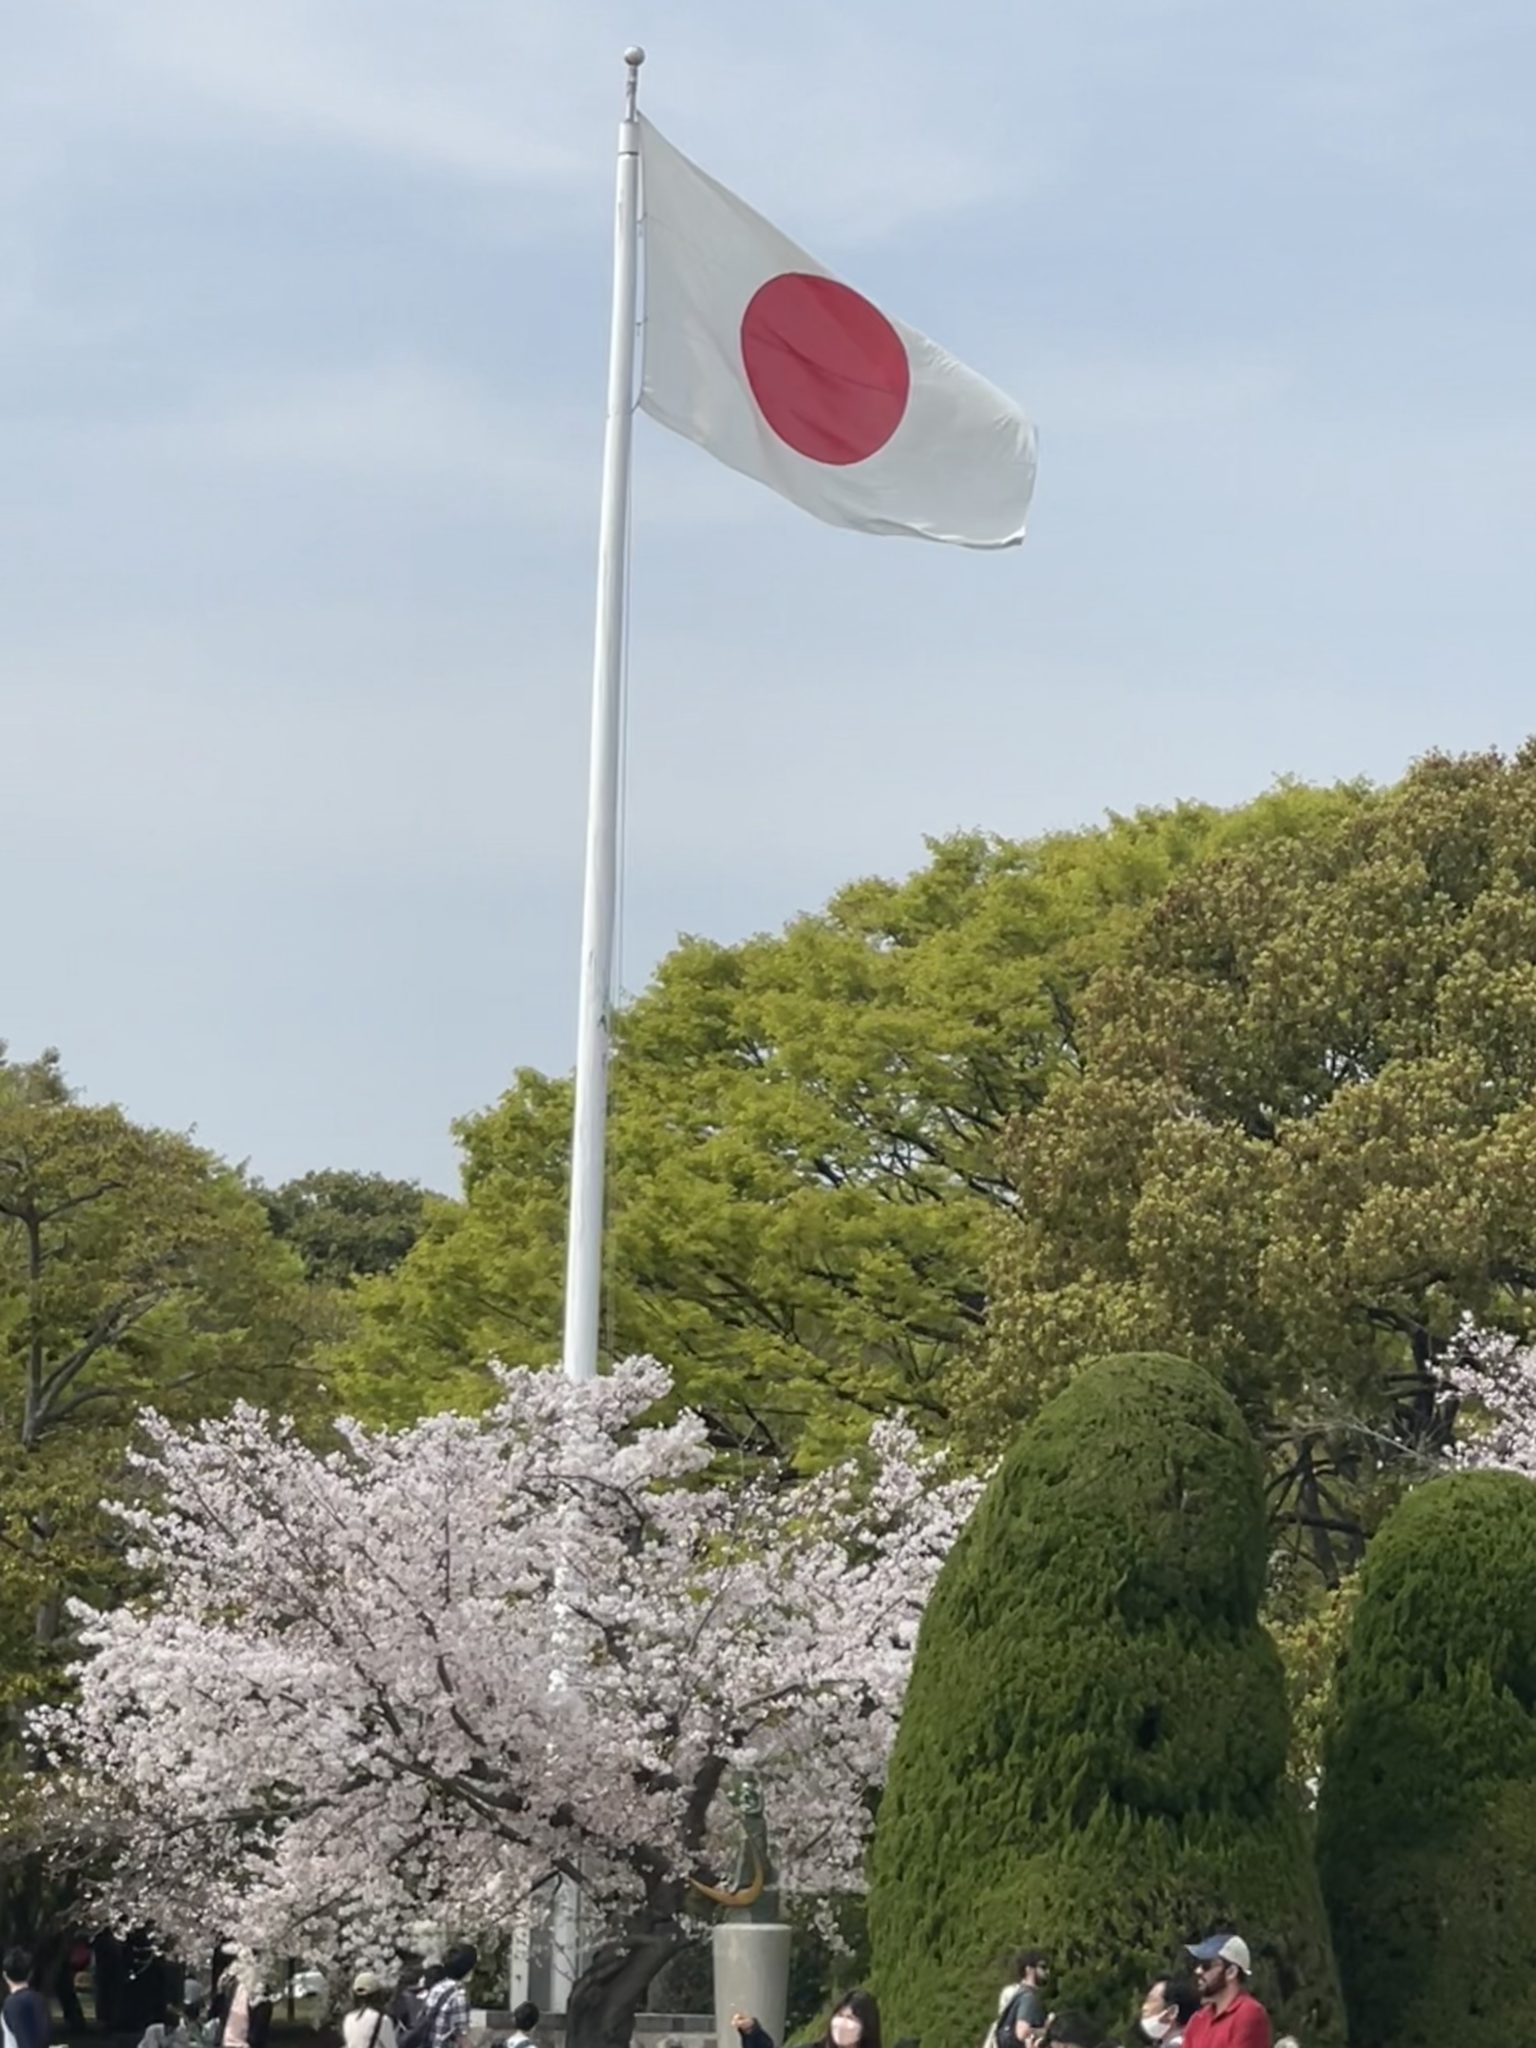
(868, 1353, 1341, 2046)
(1316, 1469, 1536, 2048)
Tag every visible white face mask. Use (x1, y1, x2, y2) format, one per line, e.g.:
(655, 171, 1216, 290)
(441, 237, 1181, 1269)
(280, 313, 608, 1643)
(830, 2020, 862, 2047)
(1139, 2020, 1172, 2043)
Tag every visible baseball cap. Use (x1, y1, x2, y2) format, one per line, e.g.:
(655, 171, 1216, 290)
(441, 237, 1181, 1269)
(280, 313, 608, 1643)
(353, 1972, 385, 1998)
(1186, 1935, 1252, 1975)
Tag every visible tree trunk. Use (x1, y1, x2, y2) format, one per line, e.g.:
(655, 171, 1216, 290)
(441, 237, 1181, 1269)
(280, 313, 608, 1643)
(564, 1912, 689, 2048)
(23, 1208, 44, 1450)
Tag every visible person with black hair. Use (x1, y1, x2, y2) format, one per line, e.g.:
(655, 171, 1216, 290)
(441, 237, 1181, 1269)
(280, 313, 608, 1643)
(389, 1967, 424, 2046)
(418, 1947, 476, 2048)
(1037, 2015, 1096, 2048)
(997, 1954, 1051, 2048)
(1136, 1976, 1200, 2047)
(393, 1965, 436, 2048)
(505, 2003, 539, 2048)
(811, 1990, 881, 2048)
(2, 1950, 50, 2048)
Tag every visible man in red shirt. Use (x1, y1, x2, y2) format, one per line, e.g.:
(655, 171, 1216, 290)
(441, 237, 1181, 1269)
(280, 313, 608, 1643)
(1180, 1935, 1271, 2048)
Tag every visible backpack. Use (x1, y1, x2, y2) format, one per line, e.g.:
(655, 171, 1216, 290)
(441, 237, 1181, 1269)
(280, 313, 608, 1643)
(983, 1984, 1016, 2048)
(994, 1989, 1044, 2048)
(396, 1989, 440, 2048)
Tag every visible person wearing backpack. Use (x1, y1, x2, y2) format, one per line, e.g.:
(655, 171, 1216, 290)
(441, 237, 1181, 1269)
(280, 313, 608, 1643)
(393, 1957, 448, 2047)
(993, 1953, 1051, 2048)
(402, 1948, 476, 2048)
(995, 1953, 1052, 2048)
(345, 1975, 397, 2048)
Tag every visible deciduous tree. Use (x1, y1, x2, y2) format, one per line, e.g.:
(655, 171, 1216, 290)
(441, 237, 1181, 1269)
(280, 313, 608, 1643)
(339, 787, 1356, 1455)
(260, 1168, 432, 1286)
(0, 1044, 324, 1717)
(983, 746, 1536, 1576)
(43, 1360, 977, 2048)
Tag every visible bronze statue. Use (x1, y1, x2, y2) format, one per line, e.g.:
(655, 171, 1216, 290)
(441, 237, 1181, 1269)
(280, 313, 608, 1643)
(689, 1773, 779, 1922)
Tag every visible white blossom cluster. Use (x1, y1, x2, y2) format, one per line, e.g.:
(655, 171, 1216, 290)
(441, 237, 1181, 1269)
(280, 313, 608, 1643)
(40, 1359, 979, 1969)
(1443, 1319, 1536, 1478)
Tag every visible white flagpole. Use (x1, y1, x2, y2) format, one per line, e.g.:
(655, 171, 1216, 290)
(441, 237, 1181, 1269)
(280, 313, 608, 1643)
(561, 47, 645, 1384)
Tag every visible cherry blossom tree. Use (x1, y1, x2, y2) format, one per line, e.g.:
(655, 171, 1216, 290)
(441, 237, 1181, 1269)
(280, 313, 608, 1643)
(39, 1358, 978, 2048)
(1442, 1320, 1536, 1478)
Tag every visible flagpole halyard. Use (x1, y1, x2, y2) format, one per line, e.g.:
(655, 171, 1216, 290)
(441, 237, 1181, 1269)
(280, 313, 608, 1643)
(561, 46, 645, 1385)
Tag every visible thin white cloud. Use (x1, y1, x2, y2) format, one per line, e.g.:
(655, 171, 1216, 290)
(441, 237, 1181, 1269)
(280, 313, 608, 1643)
(0, 633, 581, 869)
(1029, 348, 1293, 433)
(184, 361, 592, 506)
(0, 354, 782, 536)
(3, 0, 1052, 245)
(1279, 2, 1531, 183)
(188, 361, 784, 530)
(15, 0, 589, 188)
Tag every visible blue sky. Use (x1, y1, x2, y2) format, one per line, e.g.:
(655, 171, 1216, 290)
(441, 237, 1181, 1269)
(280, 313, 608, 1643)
(3, 1, 1533, 1190)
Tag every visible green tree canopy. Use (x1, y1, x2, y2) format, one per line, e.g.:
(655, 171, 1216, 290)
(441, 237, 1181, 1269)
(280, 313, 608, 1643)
(982, 745, 1536, 1576)
(338, 785, 1358, 1453)
(0, 1044, 327, 1721)
(260, 1167, 431, 1285)
(1316, 1470, 1536, 2047)
(868, 1352, 1341, 2046)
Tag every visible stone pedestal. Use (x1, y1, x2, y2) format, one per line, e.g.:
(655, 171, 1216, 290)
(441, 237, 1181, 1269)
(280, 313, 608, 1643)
(713, 1923, 792, 2048)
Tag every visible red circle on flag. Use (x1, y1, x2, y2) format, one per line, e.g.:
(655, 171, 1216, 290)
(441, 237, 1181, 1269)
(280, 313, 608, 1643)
(739, 272, 910, 466)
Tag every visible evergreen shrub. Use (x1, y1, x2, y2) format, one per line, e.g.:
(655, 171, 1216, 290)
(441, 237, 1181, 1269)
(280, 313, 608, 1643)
(1317, 1469, 1536, 2047)
(868, 1353, 1341, 2045)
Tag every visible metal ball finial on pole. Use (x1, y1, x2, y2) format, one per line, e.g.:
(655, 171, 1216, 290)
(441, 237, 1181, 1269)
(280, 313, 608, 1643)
(623, 47, 645, 118)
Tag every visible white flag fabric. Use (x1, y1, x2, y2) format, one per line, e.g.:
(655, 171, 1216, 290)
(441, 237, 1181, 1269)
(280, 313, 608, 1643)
(638, 120, 1037, 550)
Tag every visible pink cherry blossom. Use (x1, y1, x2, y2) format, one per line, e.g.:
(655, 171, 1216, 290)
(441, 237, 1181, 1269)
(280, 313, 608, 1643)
(40, 1358, 978, 2040)
(1442, 1319, 1536, 1478)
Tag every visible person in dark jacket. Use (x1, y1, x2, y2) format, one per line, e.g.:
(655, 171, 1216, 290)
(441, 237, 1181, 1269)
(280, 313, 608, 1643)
(2, 1950, 50, 2048)
(817, 1990, 883, 2048)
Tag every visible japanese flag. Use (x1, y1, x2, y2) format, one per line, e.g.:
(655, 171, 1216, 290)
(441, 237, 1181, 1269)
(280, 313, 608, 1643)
(638, 119, 1037, 550)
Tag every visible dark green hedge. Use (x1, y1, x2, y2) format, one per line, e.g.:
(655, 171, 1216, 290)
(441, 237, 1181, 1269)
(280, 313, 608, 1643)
(1317, 1469, 1536, 2047)
(868, 1353, 1340, 2046)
